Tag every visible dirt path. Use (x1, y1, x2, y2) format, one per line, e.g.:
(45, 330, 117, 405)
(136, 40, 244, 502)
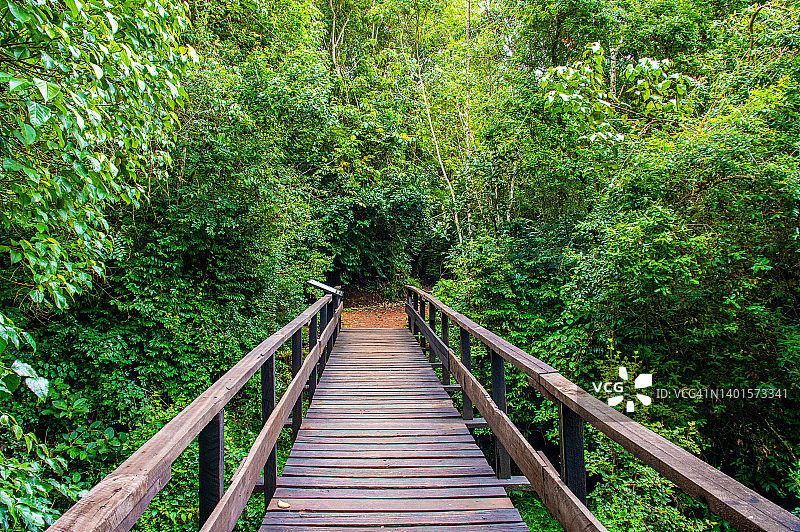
(341, 302, 407, 328)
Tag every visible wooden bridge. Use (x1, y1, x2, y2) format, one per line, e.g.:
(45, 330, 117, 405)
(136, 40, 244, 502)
(48, 281, 800, 532)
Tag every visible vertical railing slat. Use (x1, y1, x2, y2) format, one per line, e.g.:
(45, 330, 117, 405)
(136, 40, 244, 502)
(560, 403, 587, 505)
(261, 355, 277, 501)
(441, 314, 450, 385)
(490, 347, 511, 479)
(460, 327, 473, 420)
(291, 329, 303, 442)
(198, 409, 224, 525)
(420, 297, 427, 358)
(308, 312, 318, 400)
(428, 301, 436, 363)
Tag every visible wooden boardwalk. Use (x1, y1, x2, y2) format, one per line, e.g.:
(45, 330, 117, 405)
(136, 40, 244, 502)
(261, 327, 528, 530)
(49, 285, 800, 532)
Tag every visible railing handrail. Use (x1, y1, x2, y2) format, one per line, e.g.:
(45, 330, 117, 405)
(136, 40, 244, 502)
(406, 299, 607, 531)
(49, 286, 340, 532)
(406, 285, 800, 532)
(199, 299, 342, 531)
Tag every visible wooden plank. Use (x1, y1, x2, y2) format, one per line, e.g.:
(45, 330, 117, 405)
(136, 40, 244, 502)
(281, 466, 495, 478)
(298, 420, 471, 428)
(260, 525, 530, 532)
(271, 487, 508, 499)
(294, 435, 477, 445)
(304, 413, 462, 420)
(291, 443, 479, 451)
(262, 509, 527, 526)
(273, 476, 521, 489)
(284, 457, 491, 468)
(296, 429, 471, 438)
(289, 449, 485, 459)
(266, 497, 515, 511)
(496, 475, 535, 491)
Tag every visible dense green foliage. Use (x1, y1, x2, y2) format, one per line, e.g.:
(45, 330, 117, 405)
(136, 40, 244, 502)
(0, 0, 798, 529)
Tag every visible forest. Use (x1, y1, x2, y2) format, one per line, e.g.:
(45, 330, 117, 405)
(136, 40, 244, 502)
(0, 0, 799, 529)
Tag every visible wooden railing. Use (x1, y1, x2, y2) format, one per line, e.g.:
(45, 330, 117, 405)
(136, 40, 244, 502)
(48, 280, 343, 532)
(406, 286, 800, 532)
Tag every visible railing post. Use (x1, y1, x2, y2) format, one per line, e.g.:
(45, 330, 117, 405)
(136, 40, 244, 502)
(326, 297, 335, 364)
(308, 311, 318, 400)
(460, 327, 472, 420)
(559, 403, 587, 505)
(427, 302, 436, 363)
(261, 355, 277, 501)
(198, 408, 224, 525)
(333, 291, 342, 341)
(319, 303, 328, 371)
(441, 314, 450, 385)
(490, 347, 511, 479)
(419, 297, 427, 357)
(411, 292, 419, 338)
(406, 289, 410, 328)
(291, 329, 303, 442)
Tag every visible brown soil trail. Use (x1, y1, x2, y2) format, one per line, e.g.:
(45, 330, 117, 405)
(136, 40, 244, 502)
(341, 302, 407, 328)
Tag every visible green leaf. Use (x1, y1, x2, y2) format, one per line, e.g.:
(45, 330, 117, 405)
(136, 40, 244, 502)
(105, 12, 118, 33)
(3, 158, 23, 171)
(34, 78, 60, 102)
(26, 376, 49, 400)
(90, 63, 103, 80)
(7, 0, 31, 22)
(27, 101, 52, 127)
(12, 360, 37, 378)
(9, 78, 30, 92)
(22, 123, 37, 145)
(2, 373, 21, 393)
(10, 250, 22, 263)
(64, 0, 82, 17)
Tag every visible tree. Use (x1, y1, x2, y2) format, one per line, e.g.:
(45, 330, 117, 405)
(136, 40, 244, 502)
(0, 0, 196, 341)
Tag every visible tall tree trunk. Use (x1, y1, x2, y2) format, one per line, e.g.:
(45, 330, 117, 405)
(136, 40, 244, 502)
(610, 36, 623, 99)
(464, 0, 473, 155)
(464, 0, 474, 239)
(419, 71, 463, 246)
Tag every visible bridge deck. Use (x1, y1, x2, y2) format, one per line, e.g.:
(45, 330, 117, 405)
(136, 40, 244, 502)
(261, 327, 527, 531)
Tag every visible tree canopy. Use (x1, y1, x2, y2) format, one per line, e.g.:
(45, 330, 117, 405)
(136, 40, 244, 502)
(0, 0, 798, 529)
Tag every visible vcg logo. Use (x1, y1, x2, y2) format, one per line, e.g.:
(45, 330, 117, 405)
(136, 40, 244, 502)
(592, 366, 652, 413)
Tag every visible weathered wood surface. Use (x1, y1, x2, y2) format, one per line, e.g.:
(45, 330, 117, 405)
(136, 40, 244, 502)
(47, 294, 333, 532)
(262, 328, 527, 531)
(408, 286, 800, 532)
